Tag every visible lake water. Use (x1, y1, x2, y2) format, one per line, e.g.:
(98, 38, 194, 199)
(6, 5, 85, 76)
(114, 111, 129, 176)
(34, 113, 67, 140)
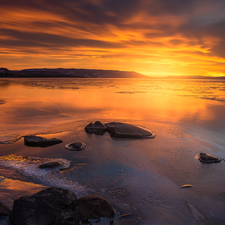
(0, 78, 225, 225)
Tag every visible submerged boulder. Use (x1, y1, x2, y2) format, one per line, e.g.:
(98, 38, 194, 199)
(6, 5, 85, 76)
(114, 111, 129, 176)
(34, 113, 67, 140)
(24, 135, 62, 147)
(65, 142, 86, 151)
(105, 122, 155, 139)
(38, 161, 61, 169)
(85, 121, 107, 135)
(78, 195, 115, 222)
(0, 201, 11, 216)
(10, 187, 79, 225)
(198, 153, 222, 163)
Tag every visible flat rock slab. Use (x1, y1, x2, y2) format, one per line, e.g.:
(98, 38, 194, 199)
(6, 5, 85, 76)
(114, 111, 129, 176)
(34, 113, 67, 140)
(105, 122, 156, 139)
(198, 153, 222, 163)
(65, 142, 86, 151)
(38, 161, 61, 169)
(10, 187, 79, 225)
(78, 195, 115, 222)
(85, 121, 107, 135)
(24, 135, 62, 147)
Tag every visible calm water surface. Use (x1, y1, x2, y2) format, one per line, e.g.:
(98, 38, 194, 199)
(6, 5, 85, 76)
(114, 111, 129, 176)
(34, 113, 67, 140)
(0, 78, 225, 225)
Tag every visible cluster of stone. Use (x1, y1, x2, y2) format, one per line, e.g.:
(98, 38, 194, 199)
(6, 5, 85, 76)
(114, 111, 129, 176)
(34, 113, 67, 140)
(1, 187, 115, 225)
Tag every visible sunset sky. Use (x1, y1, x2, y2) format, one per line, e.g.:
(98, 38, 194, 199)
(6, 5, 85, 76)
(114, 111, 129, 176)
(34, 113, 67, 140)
(1, 0, 225, 77)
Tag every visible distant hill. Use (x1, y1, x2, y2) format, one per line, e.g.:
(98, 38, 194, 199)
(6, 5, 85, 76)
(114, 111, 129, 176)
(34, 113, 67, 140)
(0, 67, 14, 77)
(0, 68, 148, 78)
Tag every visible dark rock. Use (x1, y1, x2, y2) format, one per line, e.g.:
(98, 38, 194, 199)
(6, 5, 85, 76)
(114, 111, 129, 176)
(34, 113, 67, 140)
(105, 122, 155, 139)
(78, 195, 115, 222)
(65, 142, 86, 151)
(85, 121, 107, 135)
(24, 135, 62, 147)
(10, 187, 79, 225)
(198, 153, 222, 163)
(180, 184, 193, 188)
(0, 202, 11, 216)
(39, 161, 61, 169)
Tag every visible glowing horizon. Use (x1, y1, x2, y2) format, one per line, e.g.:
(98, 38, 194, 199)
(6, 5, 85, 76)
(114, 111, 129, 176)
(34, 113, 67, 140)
(1, 0, 225, 77)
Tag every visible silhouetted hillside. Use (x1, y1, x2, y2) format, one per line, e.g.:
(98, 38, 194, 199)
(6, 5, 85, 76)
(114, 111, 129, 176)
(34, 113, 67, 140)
(0, 68, 148, 78)
(0, 68, 14, 77)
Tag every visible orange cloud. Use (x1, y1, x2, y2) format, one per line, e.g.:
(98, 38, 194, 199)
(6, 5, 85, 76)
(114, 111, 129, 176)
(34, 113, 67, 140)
(0, 0, 225, 76)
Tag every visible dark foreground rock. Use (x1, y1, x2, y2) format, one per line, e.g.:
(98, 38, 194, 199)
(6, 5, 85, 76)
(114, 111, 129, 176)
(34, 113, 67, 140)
(78, 195, 115, 222)
(24, 135, 62, 147)
(39, 161, 61, 169)
(10, 187, 79, 225)
(198, 153, 222, 163)
(0, 201, 11, 216)
(85, 121, 107, 134)
(105, 122, 155, 139)
(65, 142, 86, 151)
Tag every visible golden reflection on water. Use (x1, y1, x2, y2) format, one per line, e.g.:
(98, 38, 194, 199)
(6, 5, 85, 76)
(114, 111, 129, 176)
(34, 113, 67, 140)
(1, 79, 225, 225)
(0, 78, 224, 142)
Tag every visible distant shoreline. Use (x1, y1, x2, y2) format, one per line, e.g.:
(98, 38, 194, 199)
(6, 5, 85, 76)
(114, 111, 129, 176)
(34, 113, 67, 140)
(1, 76, 225, 80)
(0, 67, 225, 79)
(0, 68, 148, 78)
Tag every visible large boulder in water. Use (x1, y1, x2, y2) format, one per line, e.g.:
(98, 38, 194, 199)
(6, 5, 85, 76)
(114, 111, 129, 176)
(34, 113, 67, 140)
(10, 187, 79, 225)
(105, 122, 155, 139)
(24, 135, 62, 147)
(85, 121, 107, 134)
(78, 195, 115, 222)
(198, 153, 222, 163)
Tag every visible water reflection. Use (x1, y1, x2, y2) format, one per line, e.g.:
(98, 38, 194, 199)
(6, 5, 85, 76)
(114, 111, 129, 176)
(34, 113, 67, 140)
(1, 78, 225, 143)
(1, 78, 225, 224)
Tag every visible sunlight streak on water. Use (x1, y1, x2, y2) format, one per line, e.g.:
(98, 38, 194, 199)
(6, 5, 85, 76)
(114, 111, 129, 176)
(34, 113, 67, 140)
(1, 78, 225, 143)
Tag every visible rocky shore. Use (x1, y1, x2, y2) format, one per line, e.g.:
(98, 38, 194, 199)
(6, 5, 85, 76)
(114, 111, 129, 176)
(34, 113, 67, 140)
(0, 121, 224, 224)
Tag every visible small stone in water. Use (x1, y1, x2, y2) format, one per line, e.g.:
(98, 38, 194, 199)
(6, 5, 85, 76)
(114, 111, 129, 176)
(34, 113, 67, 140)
(198, 153, 222, 163)
(85, 121, 107, 135)
(65, 142, 86, 151)
(181, 184, 193, 188)
(24, 135, 62, 147)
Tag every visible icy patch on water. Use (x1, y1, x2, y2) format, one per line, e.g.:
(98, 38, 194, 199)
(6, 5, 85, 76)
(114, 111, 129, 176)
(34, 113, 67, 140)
(0, 155, 86, 197)
(0, 119, 82, 144)
(0, 135, 23, 144)
(200, 96, 225, 102)
(116, 91, 146, 94)
(23, 79, 81, 90)
(0, 100, 6, 105)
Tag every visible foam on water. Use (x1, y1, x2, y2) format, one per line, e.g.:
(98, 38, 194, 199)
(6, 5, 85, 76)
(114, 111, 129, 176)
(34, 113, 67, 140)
(0, 155, 86, 197)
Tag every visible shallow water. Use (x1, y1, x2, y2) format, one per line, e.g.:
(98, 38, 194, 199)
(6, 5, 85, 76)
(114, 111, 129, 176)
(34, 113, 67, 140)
(0, 78, 225, 224)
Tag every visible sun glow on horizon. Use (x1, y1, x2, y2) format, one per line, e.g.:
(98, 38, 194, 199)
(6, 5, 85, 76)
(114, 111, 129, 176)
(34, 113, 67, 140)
(0, 0, 225, 77)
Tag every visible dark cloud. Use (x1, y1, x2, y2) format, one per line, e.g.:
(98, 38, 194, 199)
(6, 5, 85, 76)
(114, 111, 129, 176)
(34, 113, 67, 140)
(205, 20, 225, 38)
(210, 40, 225, 58)
(0, 0, 225, 74)
(143, 0, 193, 15)
(0, 28, 125, 49)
